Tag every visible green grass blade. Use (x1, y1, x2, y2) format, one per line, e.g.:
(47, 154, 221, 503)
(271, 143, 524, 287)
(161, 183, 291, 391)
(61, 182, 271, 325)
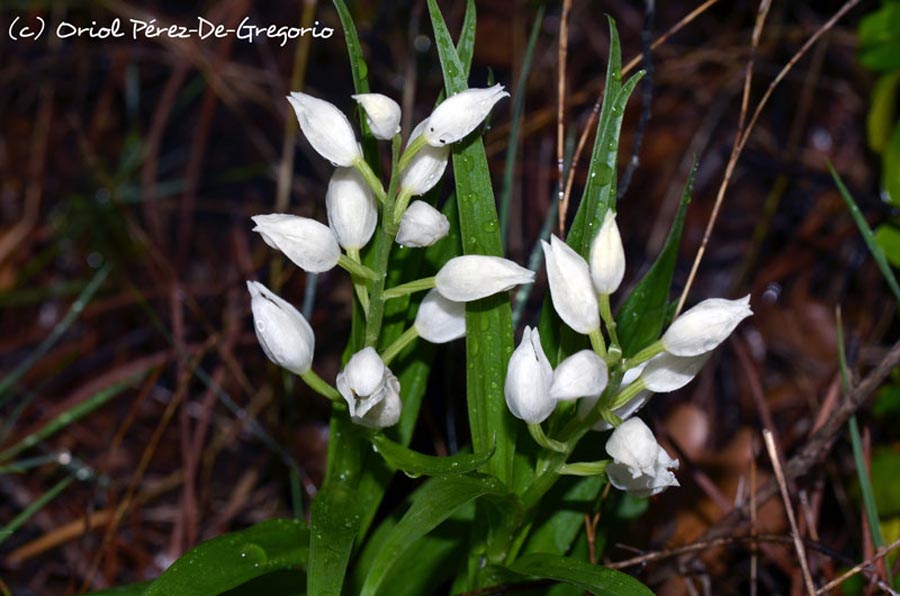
(427, 0, 517, 487)
(500, 5, 545, 249)
(0, 372, 146, 463)
(143, 519, 309, 596)
(359, 474, 506, 596)
(616, 160, 697, 357)
(836, 316, 890, 586)
(505, 553, 653, 596)
(0, 264, 110, 402)
(0, 475, 73, 547)
(829, 161, 900, 304)
(370, 434, 494, 477)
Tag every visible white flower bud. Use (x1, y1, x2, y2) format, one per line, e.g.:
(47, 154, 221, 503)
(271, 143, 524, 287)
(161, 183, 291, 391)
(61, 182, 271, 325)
(399, 119, 450, 196)
(352, 93, 401, 140)
(641, 352, 710, 393)
(661, 295, 753, 357)
(252, 214, 341, 273)
(435, 255, 534, 302)
(590, 210, 626, 294)
(336, 347, 402, 429)
(246, 281, 314, 375)
(505, 327, 555, 424)
(423, 84, 509, 146)
(605, 418, 679, 497)
(579, 364, 650, 431)
(414, 289, 466, 343)
(542, 235, 600, 334)
(396, 201, 450, 248)
(287, 92, 361, 167)
(549, 350, 608, 401)
(326, 167, 377, 250)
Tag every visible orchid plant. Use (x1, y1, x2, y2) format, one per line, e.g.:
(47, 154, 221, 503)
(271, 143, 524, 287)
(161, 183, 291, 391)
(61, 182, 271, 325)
(120, 3, 752, 596)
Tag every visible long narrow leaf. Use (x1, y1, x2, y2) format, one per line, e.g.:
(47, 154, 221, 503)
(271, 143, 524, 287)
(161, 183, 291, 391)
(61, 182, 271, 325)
(616, 160, 697, 356)
(359, 474, 507, 596)
(506, 553, 653, 596)
(427, 0, 517, 486)
(370, 434, 494, 476)
(143, 519, 309, 596)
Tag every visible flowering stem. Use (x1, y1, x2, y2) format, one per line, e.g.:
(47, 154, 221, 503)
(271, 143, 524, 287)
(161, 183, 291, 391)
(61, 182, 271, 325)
(608, 378, 647, 411)
(299, 369, 342, 402)
(391, 188, 414, 225)
(397, 134, 428, 172)
(364, 136, 403, 348)
(624, 340, 665, 368)
(527, 423, 567, 453)
(352, 158, 387, 203)
(383, 276, 436, 300)
(559, 461, 609, 476)
(598, 293, 620, 349)
(345, 248, 370, 315)
(337, 254, 379, 280)
(380, 326, 419, 365)
(588, 328, 607, 358)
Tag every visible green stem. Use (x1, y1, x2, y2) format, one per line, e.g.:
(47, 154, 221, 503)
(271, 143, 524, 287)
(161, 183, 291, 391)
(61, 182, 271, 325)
(608, 378, 647, 411)
(588, 328, 607, 358)
(559, 461, 609, 476)
(527, 423, 567, 453)
(625, 340, 665, 368)
(397, 134, 428, 172)
(380, 326, 419, 365)
(392, 188, 414, 226)
(383, 276, 437, 300)
(337, 254, 378, 280)
(345, 248, 370, 314)
(364, 136, 403, 347)
(598, 293, 620, 349)
(353, 158, 387, 203)
(300, 369, 342, 402)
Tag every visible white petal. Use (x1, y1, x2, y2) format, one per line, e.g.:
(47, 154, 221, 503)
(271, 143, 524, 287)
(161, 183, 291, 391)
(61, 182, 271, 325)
(542, 235, 600, 334)
(415, 288, 466, 343)
(423, 84, 509, 146)
(605, 418, 660, 476)
(549, 350, 608, 401)
(396, 201, 450, 248)
(435, 255, 534, 302)
(661, 295, 753, 356)
(589, 210, 626, 294)
(352, 93, 401, 140)
(344, 347, 385, 397)
(352, 370, 402, 429)
(246, 281, 314, 375)
(251, 214, 341, 273)
(504, 327, 555, 424)
(326, 167, 377, 250)
(581, 363, 651, 431)
(641, 352, 709, 393)
(287, 92, 361, 166)
(400, 119, 450, 196)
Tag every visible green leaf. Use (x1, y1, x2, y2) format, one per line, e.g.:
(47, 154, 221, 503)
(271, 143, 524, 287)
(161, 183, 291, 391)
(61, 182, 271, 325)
(872, 449, 900, 517)
(883, 124, 900, 206)
(221, 571, 306, 596)
(308, 481, 360, 596)
(370, 433, 495, 477)
(859, 2, 900, 72)
(616, 160, 697, 356)
(829, 162, 900, 304)
(142, 519, 308, 596)
(875, 223, 900, 268)
(506, 553, 654, 596)
(522, 475, 604, 556)
(867, 74, 900, 154)
(566, 19, 644, 259)
(427, 0, 517, 485)
(359, 474, 508, 596)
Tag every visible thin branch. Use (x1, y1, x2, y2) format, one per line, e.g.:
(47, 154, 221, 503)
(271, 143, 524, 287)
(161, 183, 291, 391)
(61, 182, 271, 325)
(816, 538, 900, 595)
(556, 0, 573, 234)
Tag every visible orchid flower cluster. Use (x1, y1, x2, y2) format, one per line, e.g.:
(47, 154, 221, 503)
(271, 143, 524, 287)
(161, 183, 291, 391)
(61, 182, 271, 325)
(505, 213, 752, 497)
(246, 84, 537, 428)
(246, 81, 752, 501)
